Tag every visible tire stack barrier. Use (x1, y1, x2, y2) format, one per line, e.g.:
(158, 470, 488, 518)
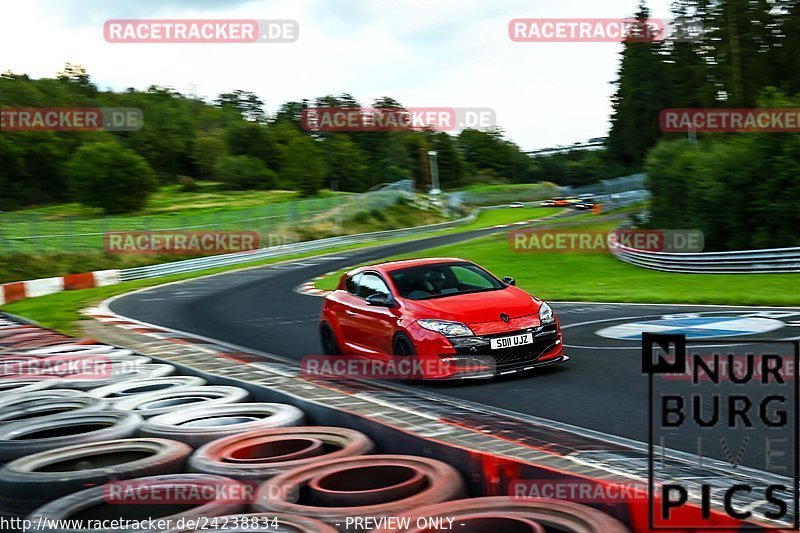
(189, 427, 374, 480)
(140, 403, 307, 447)
(0, 315, 634, 532)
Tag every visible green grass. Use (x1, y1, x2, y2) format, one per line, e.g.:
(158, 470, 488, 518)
(1, 184, 347, 254)
(0, 205, 568, 332)
(315, 220, 800, 306)
(454, 182, 560, 206)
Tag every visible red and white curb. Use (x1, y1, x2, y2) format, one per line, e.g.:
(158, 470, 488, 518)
(0, 269, 120, 306)
(295, 273, 334, 298)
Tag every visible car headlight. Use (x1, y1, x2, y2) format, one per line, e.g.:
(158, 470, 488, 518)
(539, 302, 555, 325)
(418, 319, 474, 337)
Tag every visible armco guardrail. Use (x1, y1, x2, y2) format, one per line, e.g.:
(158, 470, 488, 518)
(117, 209, 484, 282)
(610, 241, 800, 273)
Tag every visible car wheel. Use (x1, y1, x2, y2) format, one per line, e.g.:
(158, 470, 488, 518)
(319, 323, 340, 356)
(393, 333, 422, 381)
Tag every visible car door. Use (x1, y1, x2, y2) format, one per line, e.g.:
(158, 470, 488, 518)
(348, 272, 398, 359)
(336, 273, 364, 353)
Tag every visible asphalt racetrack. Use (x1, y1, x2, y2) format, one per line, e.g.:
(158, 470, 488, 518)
(111, 226, 800, 472)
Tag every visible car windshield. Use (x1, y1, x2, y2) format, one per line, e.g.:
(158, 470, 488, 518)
(388, 262, 504, 300)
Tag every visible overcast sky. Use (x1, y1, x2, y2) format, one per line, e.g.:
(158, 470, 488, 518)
(1, 0, 673, 151)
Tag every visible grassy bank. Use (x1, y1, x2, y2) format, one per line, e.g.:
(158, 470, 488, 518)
(0, 203, 448, 283)
(314, 221, 800, 306)
(0, 206, 558, 333)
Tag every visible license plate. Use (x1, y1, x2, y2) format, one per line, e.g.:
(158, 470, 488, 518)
(490, 333, 533, 350)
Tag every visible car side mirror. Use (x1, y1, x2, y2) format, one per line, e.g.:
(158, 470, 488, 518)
(501, 276, 516, 286)
(366, 294, 395, 307)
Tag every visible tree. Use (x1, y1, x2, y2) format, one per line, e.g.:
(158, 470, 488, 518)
(192, 134, 228, 179)
(213, 155, 276, 190)
(321, 134, 369, 191)
(215, 90, 267, 123)
(282, 136, 326, 196)
(224, 121, 280, 171)
(607, 2, 668, 168)
(66, 141, 158, 214)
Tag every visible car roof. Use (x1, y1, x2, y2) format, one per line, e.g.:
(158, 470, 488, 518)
(347, 257, 471, 276)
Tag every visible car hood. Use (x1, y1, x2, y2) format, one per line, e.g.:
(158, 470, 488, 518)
(404, 286, 541, 327)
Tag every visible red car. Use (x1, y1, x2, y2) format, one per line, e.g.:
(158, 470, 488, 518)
(319, 258, 568, 380)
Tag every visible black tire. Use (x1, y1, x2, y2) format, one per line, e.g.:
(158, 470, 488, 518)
(0, 438, 191, 518)
(0, 410, 142, 463)
(27, 473, 246, 533)
(0, 392, 107, 425)
(319, 322, 340, 356)
(139, 403, 305, 448)
(88, 376, 207, 401)
(113, 386, 249, 418)
(393, 333, 421, 381)
(0, 389, 85, 409)
(0, 380, 55, 395)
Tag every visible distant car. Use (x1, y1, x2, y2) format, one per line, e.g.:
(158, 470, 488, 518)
(540, 196, 569, 207)
(572, 200, 595, 210)
(319, 258, 567, 380)
(508, 202, 525, 208)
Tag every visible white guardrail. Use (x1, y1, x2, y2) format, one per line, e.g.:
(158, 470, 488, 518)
(610, 243, 800, 273)
(118, 208, 488, 282)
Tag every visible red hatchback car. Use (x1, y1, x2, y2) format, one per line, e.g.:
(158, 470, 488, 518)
(319, 258, 568, 380)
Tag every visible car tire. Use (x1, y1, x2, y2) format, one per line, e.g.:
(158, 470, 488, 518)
(0, 410, 143, 463)
(27, 474, 246, 532)
(393, 333, 421, 381)
(88, 376, 208, 402)
(319, 322, 340, 356)
(189, 426, 374, 481)
(113, 386, 249, 418)
(139, 403, 306, 448)
(0, 438, 191, 518)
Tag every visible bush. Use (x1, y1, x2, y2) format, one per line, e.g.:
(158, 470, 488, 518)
(66, 141, 158, 214)
(177, 175, 198, 191)
(192, 135, 228, 179)
(213, 155, 277, 190)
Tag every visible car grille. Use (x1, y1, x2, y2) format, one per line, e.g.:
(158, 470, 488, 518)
(448, 325, 559, 374)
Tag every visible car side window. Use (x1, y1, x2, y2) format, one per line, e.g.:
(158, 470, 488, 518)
(345, 273, 361, 295)
(358, 273, 390, 299)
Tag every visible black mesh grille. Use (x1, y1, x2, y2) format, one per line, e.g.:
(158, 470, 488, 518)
(448, 325, 558, 374)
